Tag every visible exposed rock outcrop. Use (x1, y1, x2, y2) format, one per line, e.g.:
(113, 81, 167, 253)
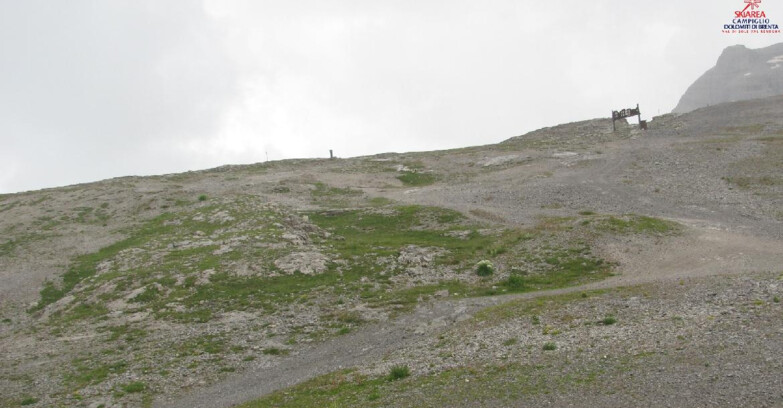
(673, 43, 783, 113)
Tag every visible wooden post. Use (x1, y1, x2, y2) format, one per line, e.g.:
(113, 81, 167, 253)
(611, 111, 616, 132)
(329, 150, 333, 159)
(636, 103, 641, 124)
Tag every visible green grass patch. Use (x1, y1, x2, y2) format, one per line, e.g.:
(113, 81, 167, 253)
(262, 347, 288, 356)
(502, 275, 526, 291)
(506, 246, 611, 293)
(238, 360, 609, 408)
(31, 200, 297, 323)
(368, 197, 394, 207)
(164, 271, 352, 320)
(397, 171, 437, 186)
(121, 381, 146, 393)
(65, 359, 128, 389)
(19, 396, 39, 406)
(102, 324, 147, 342)
(311, 205, 611, 309)
(596, 215, 678, 235)
(388, 365, 410, 381)
(723, 175, 781, 189)
(0, 233, 51, 258)
(175, 335, 227, 356)
(722, 124, 765, 134)
(327, 310, 365, 325)
(30, 193, 615, 339)
(310, 182, 364, 207)
(163, 308, 213, 324)
(55, 302, 109, 324)
(546, 213, 679, 236)
(311, 182, 363, 197)
(130, 286, 160, 303)
(754, 134, 783, 142)
(31, 212, 178, 312)
(475, 260, 494, 276)
(601, 315, 617, 325)
(474, 289, 607, 324)
(0, 238, 20, 257)
(309, 205, 490, 264)
(0, 200, 20, 213)
(361, 281, 478, 313)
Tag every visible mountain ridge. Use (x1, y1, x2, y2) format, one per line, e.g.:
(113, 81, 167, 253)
(673, 42, 783, 113)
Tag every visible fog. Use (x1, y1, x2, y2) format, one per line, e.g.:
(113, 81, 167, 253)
(1, 0, 780, 193)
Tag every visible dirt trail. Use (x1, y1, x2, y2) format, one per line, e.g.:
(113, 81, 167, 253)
(156, 223, 783, 408)
(600, 220, 783, 285)
(158, 116, 783, 407)
(3, 98, 782, 407)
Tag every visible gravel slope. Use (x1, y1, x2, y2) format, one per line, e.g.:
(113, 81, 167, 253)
(0, 96, 781, 408)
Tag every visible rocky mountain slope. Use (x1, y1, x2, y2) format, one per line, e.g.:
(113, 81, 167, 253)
(1, 96, 782, 408)
(673, 43, 783, 113)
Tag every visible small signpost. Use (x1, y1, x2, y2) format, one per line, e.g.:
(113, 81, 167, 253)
(611, 104, 643, 131)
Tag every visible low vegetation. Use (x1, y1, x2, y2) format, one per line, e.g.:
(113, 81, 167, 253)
(11, 169, 683, 408)
(601, 315, 618, 325)
(19, 397, 39, 406)
(475, 260, 494, 276)
(387, 365, 411, 381)
(31, 199, 663, 333)
(121, 381, 146, 393)
(397, 171, 437, 186)
(19, 190, 645, 404)
(237, 358, 616, 408)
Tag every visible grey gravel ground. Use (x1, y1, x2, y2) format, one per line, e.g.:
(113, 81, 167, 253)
(159, 96, 783, 408)
(1, 96, 782, 408)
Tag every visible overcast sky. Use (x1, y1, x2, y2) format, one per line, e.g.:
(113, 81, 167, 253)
(1, 0, 781, 194)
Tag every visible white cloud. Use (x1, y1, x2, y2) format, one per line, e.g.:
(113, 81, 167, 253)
(1, 0, 782, 193)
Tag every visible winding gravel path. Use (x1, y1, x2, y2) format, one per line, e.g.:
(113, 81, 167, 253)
(156, 224, 783, 408)
(158, 103, 783, 407)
